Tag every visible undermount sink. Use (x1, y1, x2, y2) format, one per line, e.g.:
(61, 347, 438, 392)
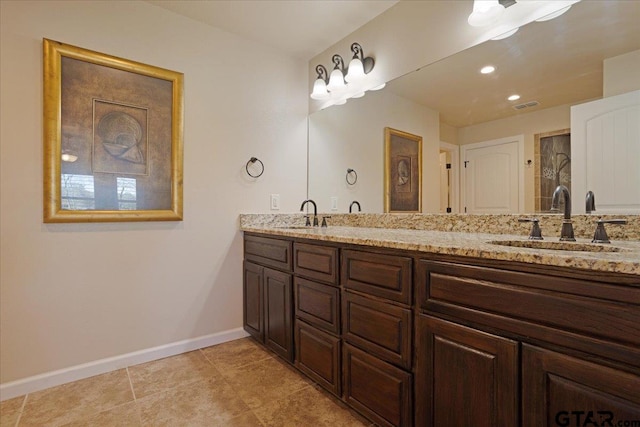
(489, 240, 625, 253)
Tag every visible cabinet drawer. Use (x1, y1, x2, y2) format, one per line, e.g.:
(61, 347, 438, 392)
(294, 242, 339, 285)
(342, 249, 412, 304)
(343, 291, 412, 369)
(245, 235, 292, 271)
(295, 277, 340, 334)
(295, 320, 341, 397)
(343, 343, 412, 427)
(417, 260, 640, 367)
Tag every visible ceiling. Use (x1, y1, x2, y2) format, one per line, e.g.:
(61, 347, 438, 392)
(386, 0, 640, 127)
(145, 0, 398, 61)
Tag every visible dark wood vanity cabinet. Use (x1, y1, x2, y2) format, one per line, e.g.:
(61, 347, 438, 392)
(243, 232, 640, 427)
(243, 235, 294, 362)
(415, 259, 640, 427)
(342, 249, 414, 426)
(292, 242, 343, 397)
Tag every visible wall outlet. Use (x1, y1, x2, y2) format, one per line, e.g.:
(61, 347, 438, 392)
(270, 194, 280, 210)
(331, 196, 338, 211)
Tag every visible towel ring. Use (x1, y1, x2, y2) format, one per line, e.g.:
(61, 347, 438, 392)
(246, 157, 264, 178)
(346, 168, 358, 185)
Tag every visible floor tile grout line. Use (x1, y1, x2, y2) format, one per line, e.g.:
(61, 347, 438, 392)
(125, 367, 137, 401)
(13, 393, 28, 427)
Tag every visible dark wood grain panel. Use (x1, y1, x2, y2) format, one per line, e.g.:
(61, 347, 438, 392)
(343, 291, 412, 369)
(342, 249, 412, 304)
(294, 276, 340, 334)
(264, 268, 293, 362)
(294, 242, 339, 285)
(245, 235, 292, 271)
(295, 320, 341, 396)
(243, 261, 264, 342)
(417, 261, 640, 347)
(415, 315, 518, 427)
(522, 344, 640, 427)
(343, 343, 412, 427)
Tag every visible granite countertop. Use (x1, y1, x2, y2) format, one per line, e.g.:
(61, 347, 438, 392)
(240, 225, 640, 276)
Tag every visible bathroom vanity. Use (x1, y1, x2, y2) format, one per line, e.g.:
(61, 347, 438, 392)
(241, 218, 640, 427)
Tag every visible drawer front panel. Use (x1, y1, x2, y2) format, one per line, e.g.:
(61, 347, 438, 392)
(343, 343, 413, 427)
(245, 235, 292, 271)
(295, 320, 341, 397)
(342, 250, 412, 304)
(295, 277, 340, 334)
(343, 291, 412, 369)
(417, 261, 640, 348)
(294, 243, 339, 285)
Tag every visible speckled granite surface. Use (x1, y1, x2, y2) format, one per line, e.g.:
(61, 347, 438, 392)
(240, 213, 640, 240)
(239, 214, 640, 276)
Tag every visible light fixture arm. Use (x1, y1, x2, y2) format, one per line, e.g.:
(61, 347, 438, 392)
(350, 42, 375, 74)
(332, 54, 346, 72)
(315, 64, 329, 84)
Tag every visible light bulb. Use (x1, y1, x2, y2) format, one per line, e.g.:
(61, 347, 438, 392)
(468, 0, 505, 27)
(345, 57, 365, 83)
(310, 78, 330, 100)
(327, 69, 346, 93)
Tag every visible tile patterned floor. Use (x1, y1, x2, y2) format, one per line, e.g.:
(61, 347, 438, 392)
(0, 338, 371, 426)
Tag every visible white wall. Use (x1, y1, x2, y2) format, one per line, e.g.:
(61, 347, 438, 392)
(309, 90, 440, 213)
(603, 49, 640, 98)
(0, 0, 308, 386)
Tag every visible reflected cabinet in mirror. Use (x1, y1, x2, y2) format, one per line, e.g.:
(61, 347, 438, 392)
(308, 0, 640, 214)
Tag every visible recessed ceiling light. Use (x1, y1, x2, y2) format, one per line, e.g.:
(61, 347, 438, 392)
(480, 65, 495, 74)
(508, 94, 521, 101)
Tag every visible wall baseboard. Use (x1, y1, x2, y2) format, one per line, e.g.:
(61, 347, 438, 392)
(0, 327, 249, 401)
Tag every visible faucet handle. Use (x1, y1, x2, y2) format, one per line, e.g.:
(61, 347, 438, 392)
(592, 218, 627, 244)
(321, 216, 331, 227)
(518, 218, 543, 240)
(304, 215, 311, 227)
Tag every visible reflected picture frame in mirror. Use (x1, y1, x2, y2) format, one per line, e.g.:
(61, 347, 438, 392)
(384, 127, 423, 213)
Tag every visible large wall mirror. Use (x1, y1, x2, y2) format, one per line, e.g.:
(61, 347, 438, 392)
(308, 0, 639, 214)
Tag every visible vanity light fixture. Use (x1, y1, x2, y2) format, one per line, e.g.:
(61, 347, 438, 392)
(310, 42, 385, 108)
(480, 65, 496, 74)
(468, 0, 580, 40)
(508, 94, 521, 101)
(468, 0, 505, 27)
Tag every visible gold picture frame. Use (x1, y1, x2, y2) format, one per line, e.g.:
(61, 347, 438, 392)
(43, 39, 184, 223)
(384, 127, 422, 213)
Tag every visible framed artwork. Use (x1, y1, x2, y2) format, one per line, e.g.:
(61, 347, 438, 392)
(384, 127, 422, 213)
(43, 39, 184, 222)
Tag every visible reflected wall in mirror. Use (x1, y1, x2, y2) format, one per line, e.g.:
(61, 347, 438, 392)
(308, 0, 640, 214)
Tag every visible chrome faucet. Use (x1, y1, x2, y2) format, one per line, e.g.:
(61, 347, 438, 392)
(585, 191, 596, 214)
(349, 200, 361, 213)
(550, 185, 575, 241)
(300, 199, 318, 226)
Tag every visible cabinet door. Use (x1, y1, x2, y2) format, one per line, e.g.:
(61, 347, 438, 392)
(295, 320, 341, 397)
(343, 291, 412, 370)
(243, 261, 264, 342)
(295, 276, 340, 334)
(264, 267, 293, 362)
(522, 344, 640, 427)
(415, 315, 518, 427)
(343, 343, 412, 427)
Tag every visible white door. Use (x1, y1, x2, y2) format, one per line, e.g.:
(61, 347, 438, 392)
(571, 90, 640, 214)
(461, 136, 524, 214)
